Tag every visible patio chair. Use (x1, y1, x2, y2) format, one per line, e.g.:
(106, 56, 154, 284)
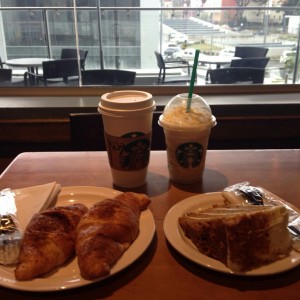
(0, 56, 7, 68)
(0, 68, 12, 86)
(234, 46, 268, 58)
(24, 58, 81, 86)
(230, 57, 270, 68)
(81, 69, 136, 85)
(0, 56, 24, 85)
(61, 48, 88, 70)
(208, 67, 266, 84)
(154, 51, 191, 84)
(70, 113, 106, 151)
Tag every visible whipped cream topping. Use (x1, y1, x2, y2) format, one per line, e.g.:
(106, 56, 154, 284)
(162, 105, 213, 127)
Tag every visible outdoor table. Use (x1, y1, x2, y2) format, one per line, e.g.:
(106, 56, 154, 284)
(6, 58, 52, 74)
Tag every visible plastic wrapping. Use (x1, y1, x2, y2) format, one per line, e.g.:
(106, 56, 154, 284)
(222, 182, 300, 252)
(0, 188, 22, 265)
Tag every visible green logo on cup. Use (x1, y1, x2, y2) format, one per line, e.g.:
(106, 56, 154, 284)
(120, 139, 150, 170)
(175, 142, 203, 168)
(122, 132, 145, 138)
(105, 131, 151, 171)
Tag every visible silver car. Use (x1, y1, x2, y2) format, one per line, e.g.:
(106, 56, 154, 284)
(163, 46, 181, 60)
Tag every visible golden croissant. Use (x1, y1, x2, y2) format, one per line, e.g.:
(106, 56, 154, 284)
(15, 203, 88, 280)
(75, 192, 151, 280)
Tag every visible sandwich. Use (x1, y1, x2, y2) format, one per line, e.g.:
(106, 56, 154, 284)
(179, 204, 292, 272)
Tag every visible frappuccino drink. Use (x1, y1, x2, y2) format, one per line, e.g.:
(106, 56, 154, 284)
(159, 93, 216, 184)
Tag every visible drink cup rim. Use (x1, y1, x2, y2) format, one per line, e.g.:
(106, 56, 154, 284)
(158, 114, 216, 131)
(99, 90, 156, 117)
(98, 103, 156, 117)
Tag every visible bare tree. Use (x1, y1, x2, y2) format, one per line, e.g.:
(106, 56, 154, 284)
(235, 0, 268, 27)
(235, 0, 250, 26)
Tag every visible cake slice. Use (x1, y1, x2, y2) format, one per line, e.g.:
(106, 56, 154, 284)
(179, 205, 292, 272)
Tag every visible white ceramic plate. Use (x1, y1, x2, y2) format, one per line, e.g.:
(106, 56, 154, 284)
(0, 186, 155, 291)
(163, 192, 300, 276)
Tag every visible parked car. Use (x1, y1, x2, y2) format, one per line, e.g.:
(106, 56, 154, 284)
(167, 42, 178, 48)
(173, 48, 196, 61)
(163, 46, 181, 60)
(219, 47, 235, 57)
(169, 34, 188, 44)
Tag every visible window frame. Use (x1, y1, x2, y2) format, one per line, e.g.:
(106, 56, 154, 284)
(1, 83, 300, 98)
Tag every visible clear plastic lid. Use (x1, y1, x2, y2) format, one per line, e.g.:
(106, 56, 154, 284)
(159, 93, 216, 130)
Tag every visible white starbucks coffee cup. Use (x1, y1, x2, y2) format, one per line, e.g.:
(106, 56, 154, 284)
(98, 90, 156, 188)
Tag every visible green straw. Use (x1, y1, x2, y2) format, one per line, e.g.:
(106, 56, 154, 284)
(186, 49, 200, 113)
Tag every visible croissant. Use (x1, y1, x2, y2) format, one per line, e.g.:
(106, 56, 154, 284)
(15, 203, 88, 280)
(76, 192, 151, 280)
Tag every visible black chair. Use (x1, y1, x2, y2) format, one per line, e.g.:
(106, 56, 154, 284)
(69, 113, 106, 151)
(208, 67, 266, 84)
(81, 69, 136, 85)
(69, 111, 165, 151)
(0, 68, 12, 86)
(230, 57, 270, 68)
(0, 56, 24, 85)
(234, 46, 268, 58)
(154, 51, 191, 84)
(61, 48, 88, 70)
(24, 59, 81, 86)
(0, 57, 7, 68)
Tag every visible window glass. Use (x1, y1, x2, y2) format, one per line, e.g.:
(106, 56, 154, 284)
(0, 2, 299, 88)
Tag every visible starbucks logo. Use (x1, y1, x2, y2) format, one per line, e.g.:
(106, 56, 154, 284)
(119, 132, 150, 170)
(175, 142, 203, 168)
(122, 132, 145, 138)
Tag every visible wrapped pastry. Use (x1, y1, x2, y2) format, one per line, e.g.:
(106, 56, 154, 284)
(222, 182, 300, 252)
(0, 188, 22, 265)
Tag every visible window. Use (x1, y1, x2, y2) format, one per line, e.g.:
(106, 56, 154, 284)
(0, 2, 300, 95)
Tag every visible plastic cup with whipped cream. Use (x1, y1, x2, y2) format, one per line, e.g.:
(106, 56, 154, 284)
(159, 93, 216, 184)
(98, 90, 156, 188)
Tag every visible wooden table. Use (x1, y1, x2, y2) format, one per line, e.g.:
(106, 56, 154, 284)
(0, 150, 300, 300)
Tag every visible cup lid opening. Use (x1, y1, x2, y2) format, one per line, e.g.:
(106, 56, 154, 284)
(100, 90, 154, 111)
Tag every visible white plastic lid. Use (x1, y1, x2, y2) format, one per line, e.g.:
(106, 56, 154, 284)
(99, 90, 154, 112)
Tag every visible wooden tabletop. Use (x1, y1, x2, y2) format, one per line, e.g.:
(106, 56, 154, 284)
(0, 150, 300, 300)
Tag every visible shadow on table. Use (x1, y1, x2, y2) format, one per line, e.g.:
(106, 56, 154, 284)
(113, 171, 171, 197)
(170, 168, 229, 194)
(112, 168, 228, 197)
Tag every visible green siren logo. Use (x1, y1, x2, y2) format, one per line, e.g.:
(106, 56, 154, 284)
(175, 142, 203, 168)
(120, 132, 150, 170)
(105, 131, 151, 171)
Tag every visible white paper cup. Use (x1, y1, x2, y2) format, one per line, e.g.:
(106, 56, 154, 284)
(98, 90, 156, 188)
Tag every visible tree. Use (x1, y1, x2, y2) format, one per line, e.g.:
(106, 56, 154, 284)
(282, 0, 300, 15)
(235, 0, 269, 27)
(283, 0, 300, 6)
(235, 1, 251, 27)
